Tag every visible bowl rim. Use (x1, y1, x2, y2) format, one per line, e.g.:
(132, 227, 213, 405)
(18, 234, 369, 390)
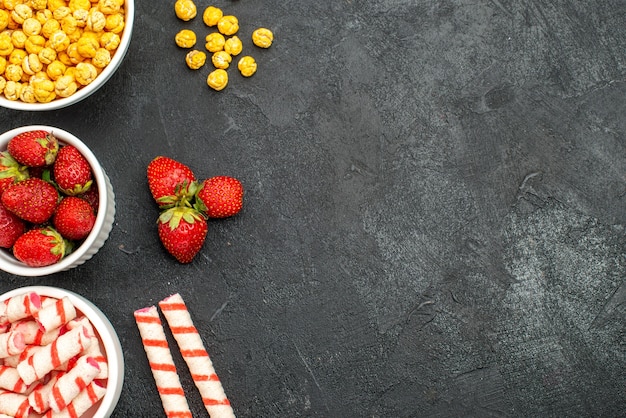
(0, 285, 124, 417)
(0, 125, 110, 277)
(0, 0, 135, 111)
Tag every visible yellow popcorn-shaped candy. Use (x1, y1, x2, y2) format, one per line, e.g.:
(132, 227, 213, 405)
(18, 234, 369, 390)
(238, 55, 256, 77)
(91, 47, 110, 67)
(174, 0, 196, 22)
(52, 6, 71, 20)
(73, 8, 88, 27)
(38, 46, 56, 64)
(105, 13, 124, 33)
(0, 10, 10, 31)
(0, 76, 6, 92)
(68, 0, 91, 12)
(0, 33, 14, 55)
(252, 27, 273, 48)
(185, 49, 205, 70)
(217, 15, 238, 36)
(45, 59, 66, 79)
(74, 60, 96, 84)
(9, 48, 27, 65)
(32, 77, 56, 102)
(76, 34, 98, 57)
(67, 26, 83, 42)
(47, 30, 70, 52)
(54, 73, 77, 96)
(224, 35, 242, 56)
(3, 0, 23, 11)
(204, 32, 224, 52)
(66, 42, 83, 63)
(4, 63, 23, 81)
(4, 80, 22, 100)
(86, 9, 106, 32)
(0, 57, 6, 74)
(25, 34, 45, 53)
(99, 31, 119, 50)
(12, 4, 33, 25)
(211, 50, 230, 69)
(202, 6, 222, 27)
(61, 15, 79, 34)
(41, 18, 61, 38)
(28, 0, 49, 11)
(22, 17, 41, 36)
(7, 15, 20, 30)
(175, 29, 196, 48)
(11, 30, 28, 48)
(48, 0, 69, 12)
(21, 52, 42, 74)
(19, 83, 36, 102)
(35, 9, 53, 25)
(207, 68, 227, 91)
(98, 0, 121, 14)
(56, 50, 72, 65)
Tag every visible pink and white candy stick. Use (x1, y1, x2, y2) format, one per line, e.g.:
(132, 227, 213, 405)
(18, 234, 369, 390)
(43, 380, 106, 418)
(17, 325, 92, 385)
(159, 293, 235, 418)
(3, 344, 41, 368)
(134, 305, 192, 418)
(10, 320, 61, 346)
(34, 297, 77, 332)
(49, 355, 100, 412)
(0, 292, 41, 326)
(0, 331, 25, 358)
(0, 390, 31, 418)
(82, 338, 108, 379)
(28, 371, 63, 413)
(0, 365, 29, 393)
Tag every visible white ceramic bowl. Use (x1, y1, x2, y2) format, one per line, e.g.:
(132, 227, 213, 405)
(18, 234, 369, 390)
(0, 125, 115, 277)
(0, 0, 134, 111)
(0, 285, 124, 417)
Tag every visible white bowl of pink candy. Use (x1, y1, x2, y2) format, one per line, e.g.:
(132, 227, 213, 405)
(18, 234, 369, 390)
(0, 285, 124, 417)
(0, 125, 116, 277)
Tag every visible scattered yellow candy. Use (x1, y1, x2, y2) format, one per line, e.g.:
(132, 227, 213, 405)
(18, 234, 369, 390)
(217, 15, 238, 36)
(185, 50, 206, 70)
(211, 50, 231, 69)
(224, 36, 242, 56)
(207, 68, 227, 91)
(237, 55, 257, 77)
(252, 27, 273, 48)
(202, 6, 222, 27)
(175, 29, 196, 48)
(204, 32, 224, 53)
(174, 0, 197, 22)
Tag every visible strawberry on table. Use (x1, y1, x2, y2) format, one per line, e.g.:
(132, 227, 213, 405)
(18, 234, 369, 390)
(7, 130, 59, 167)
(1, 178, 59, 224)
(53, 196, 96, 241)
(157, 206, 207, 263)
(13, 226, 66, 267)
(0, 202, 26, 249)
(195, 175, 243, 218)
(0, 151, 29, 194)
(53, 145, 93, 195)
(147, 156, 197, 208)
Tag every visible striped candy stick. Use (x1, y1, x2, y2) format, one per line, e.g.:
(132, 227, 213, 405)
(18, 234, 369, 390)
(0, 365, 29, 393)
(10, 319, 61, 346)
(0, 292, 41, 326)
(43, 380, 106, 418)
(33, 297, 77, 332)
(49, 355, 100, 412)
(134, 306, 192, 418)
(0, 331, 25, 358)
(0, 390, 31, 418)
(28, 371, 63, 414)
(159, 293, 235, 418)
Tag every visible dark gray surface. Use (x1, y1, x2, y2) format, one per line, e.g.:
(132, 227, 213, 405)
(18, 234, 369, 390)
(0, 1, 625, 417)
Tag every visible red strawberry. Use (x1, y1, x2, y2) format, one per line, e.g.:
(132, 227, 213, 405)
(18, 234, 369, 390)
(12, 226, 66, 267)
(53, 196, 96, 241)
(1, 178, 59, 224)
(195, 176, 243, 218)
(77, 186, 99, 213)
(0, 151, 29, 194)
(53, 145, 93, 196)
(157, 206, 207, 263)
(8, 130, 59, 167)
(0, 202, 26, 248)
(147, 156, 196, 208)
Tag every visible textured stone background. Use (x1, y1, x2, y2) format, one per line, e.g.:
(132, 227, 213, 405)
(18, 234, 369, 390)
(0, 0, 624, 416)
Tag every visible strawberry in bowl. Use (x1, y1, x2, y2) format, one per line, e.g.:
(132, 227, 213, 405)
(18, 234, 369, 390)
(0, 126, 116, 277)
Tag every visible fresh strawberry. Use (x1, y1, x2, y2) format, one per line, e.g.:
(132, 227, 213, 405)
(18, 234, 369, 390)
(52, 145, 93, 196)
(1, 178, 59, 224)
(147, 156, 197, 208)
(7, 130, 59, 167)
(157, 206, 207, 263)
(195, 176, 243, 218)
(53, 196, 96, 241)
(0, 151, 29, 194)
(77, 186, 99, 213)
(12, 226, 66, 267)
(0, 202, 26, 248)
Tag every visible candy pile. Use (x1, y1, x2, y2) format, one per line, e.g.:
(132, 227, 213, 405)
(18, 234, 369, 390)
(135, 293, 233, 418)
(173, 2, 274, 91)
(0, 290, 109, 417)
(0, 129, 98, 267)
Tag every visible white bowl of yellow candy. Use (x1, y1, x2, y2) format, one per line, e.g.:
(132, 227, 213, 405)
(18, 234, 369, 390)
(0, 0, 134, 111)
